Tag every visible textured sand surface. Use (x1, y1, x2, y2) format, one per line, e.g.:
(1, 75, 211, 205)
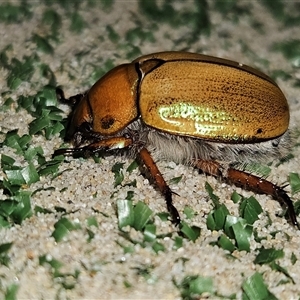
(1, 1, 300, 299)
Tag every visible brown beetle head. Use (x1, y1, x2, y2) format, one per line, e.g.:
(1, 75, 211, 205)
(67, 64, 140, 146)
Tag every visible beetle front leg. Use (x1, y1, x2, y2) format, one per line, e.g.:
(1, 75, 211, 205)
(193, 159, 299, 228)
(139, 148, 181, 225)
(53, 137, 133, 157)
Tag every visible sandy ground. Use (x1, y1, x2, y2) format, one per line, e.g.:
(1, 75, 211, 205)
(1, 1, 300, 299)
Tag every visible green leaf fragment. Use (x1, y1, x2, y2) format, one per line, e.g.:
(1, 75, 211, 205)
(2, 97, 14, 110)
(24, 146, 44, 161)
(173, 236, 183, 250)
(214, 204, 230, 230)
(231, 191, 242, 203)
(52, 218, 80, 242)
(32, 34, 54, 54)
(254, 247, 284, 264)
(126, 160, 139, 173)
(0, 242, 13, 267)
(291, 252, 297, 265)
(269, 261, 295, 284)
(21, 163, 40, 184)
(1, 155, 15, 168)
(125, 191, 134, 201)
(3, 130, 31, 154)
(0, 2, 31, 23)
(38, 159, 63, 177)
(42, 9, 62, 36)
(34, 205, 53, 214)
(272, 40, 300, 65)
(10, 191, 33, 224)
(117, 200, 153, 231)
(179, 275, 215, 298)
(4, 283, 19, 300)
(224, 215, 241, 238)
(0, 200, 18, 219)
(240, 196, 263, 224)
(231, 221, 252, 252)
(29, 110, 52, 135)
(289, 173, 300, 195)
(133, 201, 153, 231)
(5, 163, 39, 185)
(86, 228, 95, 242)
(155, 212, 168, 222)
(106, 25, 119, 43)
(117, 199, 134, 229)
(242, 272, 278, 300)
(183, 206, 195, 219)
(112, 162, 125, 187)
(4, 169, 25, 186)
(218, 234, 235, 252)
(40, 252, 80, 289)
(206, 204, 230, 231)
(143, 224, 156, 242)
(0, 215, 10, 228)
(6, 56, 36, 89)
(152, 241, 165, 253)
(170, 175, 183, 184)
(205, 182, 220, 208)
(86, 216, 98, 228)
(39, 254, 63, 269)
(189, 276, 214, 295)
(0, 242, 13, 254)
(70, 12, 87, 33)
(180, 221, 200, 242)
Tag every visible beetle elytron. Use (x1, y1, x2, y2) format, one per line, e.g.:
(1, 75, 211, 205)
(54, 51, 298, 228)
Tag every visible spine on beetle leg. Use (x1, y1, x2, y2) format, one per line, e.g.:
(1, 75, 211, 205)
(226, 168, 298, 227)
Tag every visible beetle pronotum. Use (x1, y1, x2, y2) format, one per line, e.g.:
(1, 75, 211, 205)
(54, 51, 298, 228)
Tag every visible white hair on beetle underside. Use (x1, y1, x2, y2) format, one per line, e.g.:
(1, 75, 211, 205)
(125, 119, 291, 166)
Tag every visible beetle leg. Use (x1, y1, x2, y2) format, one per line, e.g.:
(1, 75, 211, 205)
(139, 148, 181, 225)
(193, 159, 298, 228)
(227, 168, 298, 227)
(54, 137, 133, 157)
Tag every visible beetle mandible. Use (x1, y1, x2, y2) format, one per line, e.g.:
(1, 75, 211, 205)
(54, 51, 298, 228)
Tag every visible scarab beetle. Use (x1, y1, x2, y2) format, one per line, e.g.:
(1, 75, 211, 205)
(54, 51, 298, 228)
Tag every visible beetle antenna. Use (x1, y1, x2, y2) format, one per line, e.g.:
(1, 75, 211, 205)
(56, 87, 85, 106)
(56, 87, 67, 102)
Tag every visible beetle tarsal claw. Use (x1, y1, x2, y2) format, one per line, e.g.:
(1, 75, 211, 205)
(165, 188, 181, 225)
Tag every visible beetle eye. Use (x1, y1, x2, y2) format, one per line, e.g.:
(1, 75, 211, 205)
(79, 122, 93, 133)
(101, 115, 115, 129)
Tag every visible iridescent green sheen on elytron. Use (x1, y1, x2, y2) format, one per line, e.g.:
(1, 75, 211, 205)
(158, 102, 238, 138)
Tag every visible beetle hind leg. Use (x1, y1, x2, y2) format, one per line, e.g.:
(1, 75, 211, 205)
(227, 167, 298, 227)
(193, 159, 299, 228)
